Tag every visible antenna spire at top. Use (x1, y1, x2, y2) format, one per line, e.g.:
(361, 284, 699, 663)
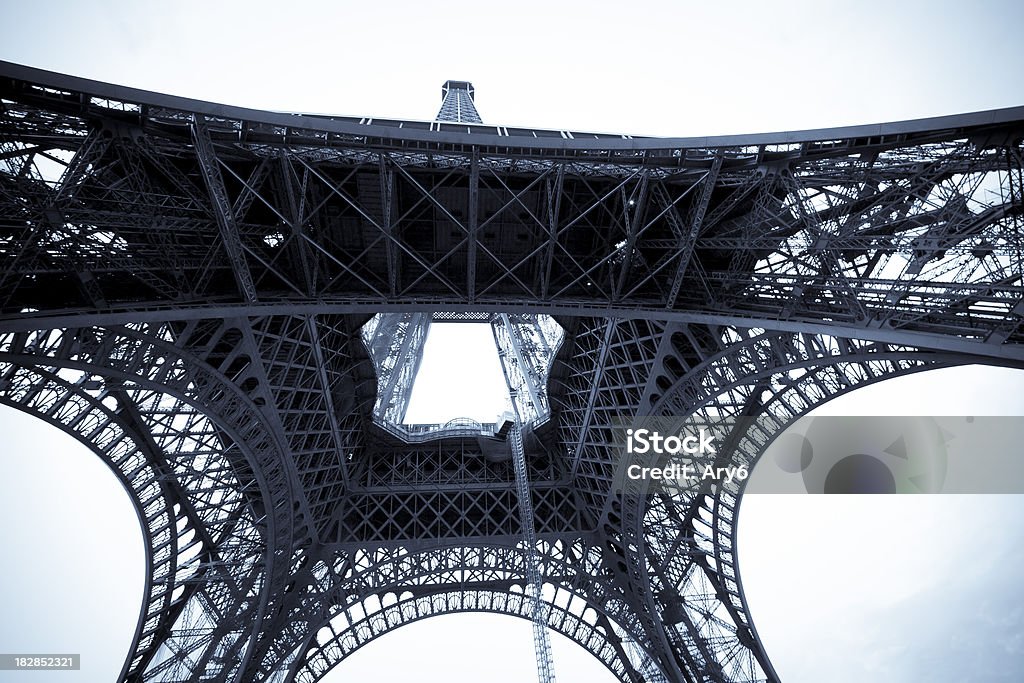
(437, 80, 483, 124)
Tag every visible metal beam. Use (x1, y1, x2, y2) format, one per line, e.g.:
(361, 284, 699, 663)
(4, 59, 1024, 156)
(191, 116, 259, 303)
(666, 155, 721, 309)
(7, 301, 1021, 362)
(468, 152, 479, 302)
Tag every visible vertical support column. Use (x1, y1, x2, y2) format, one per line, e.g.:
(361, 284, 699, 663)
(467, 152, 480, 303)
(494, 315, 557, 683)
(493, 313, 545, 423)
(363, 312, 432, 424)
(508, 422, 558, 683)
(192, 116, 259, 303)
(491, 314, 563, 426)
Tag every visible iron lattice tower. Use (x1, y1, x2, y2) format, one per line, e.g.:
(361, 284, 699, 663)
(1, 61, 1023, 682)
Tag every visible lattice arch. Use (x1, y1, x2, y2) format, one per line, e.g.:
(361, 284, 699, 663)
(0, 365, 171, 680)
(0, 324, 298, 683)
(278, 541, 668, 683)
(620, 324, 1024, 682)
(298, 591, 642, 683)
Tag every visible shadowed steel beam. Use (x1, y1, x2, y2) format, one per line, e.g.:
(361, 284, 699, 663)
(666, 156, 721, 309)
(192, 116, 258, 303)
(568, 318, 617, 478)
(6, 301, 1023, 362)
(468, 154, 479, 302)
(305, 316, 350, 488)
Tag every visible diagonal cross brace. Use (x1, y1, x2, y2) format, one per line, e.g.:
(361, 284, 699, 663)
(666, 156, 722, 309)
(192, 116, 259, 303)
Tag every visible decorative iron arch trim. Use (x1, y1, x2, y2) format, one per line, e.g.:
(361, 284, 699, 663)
(256, 540, 665, 683)
(296, 589, 648, 683)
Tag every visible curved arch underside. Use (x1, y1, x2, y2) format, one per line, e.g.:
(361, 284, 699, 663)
(275, 538, 668, 683)
(1, 62, 1023, 683)
(299, 592, 652, 683)
(0, 324, 300, 682)
(620, 329, 983, 681)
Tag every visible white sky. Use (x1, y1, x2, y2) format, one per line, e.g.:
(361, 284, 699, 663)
(405, 323, 510, 423)
(1, 2, 1023, 682)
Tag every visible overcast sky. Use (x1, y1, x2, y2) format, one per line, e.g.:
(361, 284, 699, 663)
(1, 2, 1023, 682)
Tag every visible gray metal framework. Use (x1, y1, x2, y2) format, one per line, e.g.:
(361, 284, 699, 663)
(437, 80, 483, 125)
(1, 59, 1023, 682)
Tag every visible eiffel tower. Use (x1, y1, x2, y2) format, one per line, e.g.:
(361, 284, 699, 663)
(1, 60, 1022, 682)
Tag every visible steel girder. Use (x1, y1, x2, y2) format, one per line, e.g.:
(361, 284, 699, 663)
(2, 61, 1024, 683)
(360, 312, 431, 424)
(2, 64, 1023, 360)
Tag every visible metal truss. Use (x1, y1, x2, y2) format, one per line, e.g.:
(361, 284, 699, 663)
(361, 312, 431, 424)
(494, 312, 562, 682)
(0, 323, 299, 681)
(492, 313, 564, 426)
(1, 60, 1023, 683)
(289, 541, 667, 683)
(437, 81, 483, 125)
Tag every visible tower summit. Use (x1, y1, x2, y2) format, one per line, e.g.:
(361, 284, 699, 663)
(437, 79, 483, 123)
